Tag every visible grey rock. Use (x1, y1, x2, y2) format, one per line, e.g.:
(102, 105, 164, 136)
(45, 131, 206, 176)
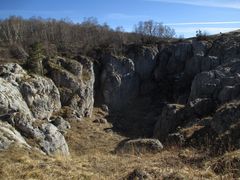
(39, 123, 69, 156)
(211, 102, 240, 134)
(218, 85, 240, 103)
(101, 104, 109, 112)
(189, 71, 221, 101)
(0, 121, 30, 149)
(93, 118, 108, 124)
(0, 63, 27, 85)
(0, 63, 61, 120)
(101, 55, 140, 110)
(153, 104, 185, 141)
(185, 55, 220, 78)
(8, 112, 39, 138)
(189, 59, 240, 103)
(20, 74, 61, 120)
(60, 106, 83, 121)
(0, 78, 32, 116)
(45, 56, 94, 118)
(201, 56, 220, 72)
(50, 116, 71, 134)
(189, 98, 216, 116)
(9, 113, 69, 156)
(0, 63, 69, 155)
(166, 43, 192, 75)
(127, 45, 158, 80)
(166, 133, 185, 146)
(115, 138, 163, 154)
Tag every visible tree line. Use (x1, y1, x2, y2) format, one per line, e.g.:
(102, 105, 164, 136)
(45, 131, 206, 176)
(0, 16, 176, 56)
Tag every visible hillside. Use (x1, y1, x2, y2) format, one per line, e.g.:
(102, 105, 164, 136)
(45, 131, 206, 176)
(0, 18, 240, 179)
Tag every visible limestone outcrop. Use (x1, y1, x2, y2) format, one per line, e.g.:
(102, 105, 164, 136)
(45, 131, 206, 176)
(0, 63, 69, 155)
(45, 56, 95, 118)
(100, 55, 140, 110)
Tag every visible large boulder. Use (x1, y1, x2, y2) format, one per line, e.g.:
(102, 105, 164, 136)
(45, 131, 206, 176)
(20, 75, 61, 120)
(45, 56, 95, 118)
(153, 104, 185, 141)
(0, 63, 61, 120)
(115, 138, 163, 154)
(39, 123, 69, 156)
(100, 55, 140, 110)
(0, 78, 32, 116)
(8, 113, 69, 156)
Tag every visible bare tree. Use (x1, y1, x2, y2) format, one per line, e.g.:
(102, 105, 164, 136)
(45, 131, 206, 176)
(134, 20, 175, 38)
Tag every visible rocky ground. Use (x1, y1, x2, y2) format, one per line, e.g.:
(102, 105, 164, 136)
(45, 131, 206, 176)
(1, 31, 240, 179)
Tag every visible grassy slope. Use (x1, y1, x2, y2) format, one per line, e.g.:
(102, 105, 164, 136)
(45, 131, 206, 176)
(1, 108, 238, 179)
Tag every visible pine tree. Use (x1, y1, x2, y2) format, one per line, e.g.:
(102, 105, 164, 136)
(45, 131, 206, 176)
(26, 42, 44, 75)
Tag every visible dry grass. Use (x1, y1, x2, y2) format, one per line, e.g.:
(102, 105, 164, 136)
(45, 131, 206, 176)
(209, 150, 240, 178)
(0, 108, 237, 179)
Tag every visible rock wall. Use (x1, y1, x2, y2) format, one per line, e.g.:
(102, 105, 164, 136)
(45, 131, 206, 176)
(1, 31, 240, 155)
(100, 54, 140, 110)
(45, 56, 95, 118)
(0, 63, 69, 155)
(152, 33, 240, 149)
(98, 45, 158, 111)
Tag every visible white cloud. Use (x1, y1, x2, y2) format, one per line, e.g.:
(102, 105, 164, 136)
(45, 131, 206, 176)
(106, 13, 149, 20)
(176, 27, 238, 37)
(145, 0, 240, 9)
(166, 21, 240, 26)
(0, 10, 74, 16)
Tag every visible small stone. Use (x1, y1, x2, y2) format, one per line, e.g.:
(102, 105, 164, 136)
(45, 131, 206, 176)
(101, 104, 109, 112)
(126, 169, 152, 180)
(93, 118, 107, 124)
(51, 116, 71, 134)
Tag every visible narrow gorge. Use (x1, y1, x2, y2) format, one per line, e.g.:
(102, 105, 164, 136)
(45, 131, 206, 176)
(1, 30, 240, 178)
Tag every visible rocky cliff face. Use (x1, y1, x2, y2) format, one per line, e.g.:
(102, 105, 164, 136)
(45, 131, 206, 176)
(152, 33, 240, 151)
(97, 45, 158, 111)
(44, 56, 95, 118)
(94, 32, 240, 152)
(1, 31, 240, 156)
(0, 57, 95, 155)
(0, 63, 69, 155)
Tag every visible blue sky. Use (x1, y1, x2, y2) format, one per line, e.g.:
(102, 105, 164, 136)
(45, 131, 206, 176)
(1, 0, 240, 37)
